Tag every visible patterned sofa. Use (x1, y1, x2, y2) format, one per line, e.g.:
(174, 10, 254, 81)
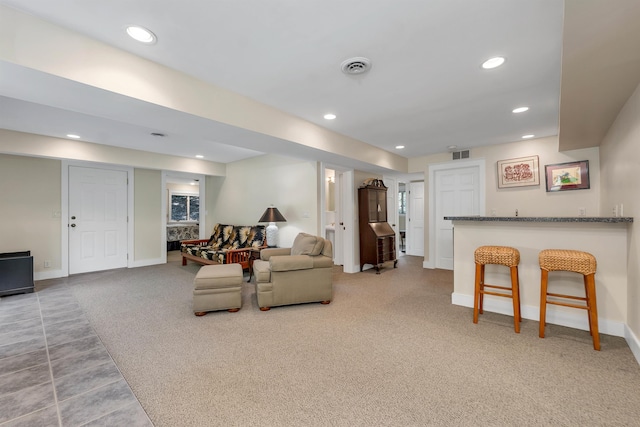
(180, 224, 266, 271)
(167, 223, 199, 251)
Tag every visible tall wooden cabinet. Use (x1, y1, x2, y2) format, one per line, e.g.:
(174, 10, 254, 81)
(358, 180, 397, 273)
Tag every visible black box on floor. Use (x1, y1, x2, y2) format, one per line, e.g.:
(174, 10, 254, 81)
(0, 251, 35, 297)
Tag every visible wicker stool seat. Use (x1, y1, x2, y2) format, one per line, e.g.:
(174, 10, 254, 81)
(473, 245, 521, 333)
(539, 249, 600, 350)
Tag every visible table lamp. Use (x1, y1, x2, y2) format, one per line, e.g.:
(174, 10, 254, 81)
(259, 205, 286, 247)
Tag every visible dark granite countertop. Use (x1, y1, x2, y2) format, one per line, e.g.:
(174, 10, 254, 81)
(444, 216, 633, 223)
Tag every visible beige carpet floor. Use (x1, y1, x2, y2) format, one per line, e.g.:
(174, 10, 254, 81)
(37, 253, 640, 426)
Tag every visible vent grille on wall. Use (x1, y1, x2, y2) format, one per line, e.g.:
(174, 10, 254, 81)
(452, 150, 470, 160)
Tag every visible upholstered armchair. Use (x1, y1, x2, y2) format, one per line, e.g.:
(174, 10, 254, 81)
(252, 233, 333, 311)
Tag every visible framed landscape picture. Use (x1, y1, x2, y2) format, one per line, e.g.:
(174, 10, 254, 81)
(497, 155, 540, 188)
(545, 160, 590, 192)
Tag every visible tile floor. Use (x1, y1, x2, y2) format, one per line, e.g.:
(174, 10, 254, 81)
(0, 286, 152, 426)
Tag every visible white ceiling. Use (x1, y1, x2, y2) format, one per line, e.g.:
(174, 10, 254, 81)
(0, 1, 636, 172)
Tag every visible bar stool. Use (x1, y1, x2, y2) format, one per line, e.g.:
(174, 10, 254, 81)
(538, 249, 600, 351)
(473, 246, 521, 333)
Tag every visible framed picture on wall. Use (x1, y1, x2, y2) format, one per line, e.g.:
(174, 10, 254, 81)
(497, 155, 540, 188)
(545, 160, 590, 192)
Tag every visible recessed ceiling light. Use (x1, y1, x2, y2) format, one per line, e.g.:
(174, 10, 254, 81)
(522, 134, 535, 139)
(447, 145, 458, 150)
(482, 56, 505, 69)
(395, 145, 405, 150)
(324, 113, 336, 120)
(195, 154, 204, 159)
(126, 26, 157, 44)
(512, 107, 529, 113)
(66, 134, 80, 139)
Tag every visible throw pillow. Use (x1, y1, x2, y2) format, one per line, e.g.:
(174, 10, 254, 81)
(290, 233, 324, 256)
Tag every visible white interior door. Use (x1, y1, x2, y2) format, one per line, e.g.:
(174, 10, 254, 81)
(434, 166, 480, 270)
(338, 170, 357, 273)
(69, 166, 128, 274)
(408, 181, 425, 256)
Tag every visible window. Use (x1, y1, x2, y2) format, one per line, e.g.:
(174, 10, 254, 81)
(170, 193, 199, 221)
(399, 190, 407, 215)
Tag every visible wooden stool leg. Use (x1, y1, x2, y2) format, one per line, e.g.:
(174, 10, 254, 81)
(473, 263, 482, 324)
(517, 271, 522, 323)
(479, 264, 485, 314)
(539, 269, 548, 338)
(585, 273, 600, 351)
(583, 280, 593, 336)
(510, 265, 521, 333)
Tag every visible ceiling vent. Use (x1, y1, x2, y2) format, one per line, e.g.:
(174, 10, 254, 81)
(452, 150, 470, 160)
(341, 57, 372, 75)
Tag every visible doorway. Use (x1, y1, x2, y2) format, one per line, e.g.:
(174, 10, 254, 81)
(398, 183, 407, 254)
(163, 172, 206, 257)
(407, 181, 425, 257)
(382, 176, 399, 256)
(322, 165, 356, 272)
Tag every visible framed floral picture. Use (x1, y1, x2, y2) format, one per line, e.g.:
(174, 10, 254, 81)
(497, 155, 540, 188)
(545, 160, 590, 192)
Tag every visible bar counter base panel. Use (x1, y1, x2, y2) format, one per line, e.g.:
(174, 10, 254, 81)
(448, 218, 631, 339)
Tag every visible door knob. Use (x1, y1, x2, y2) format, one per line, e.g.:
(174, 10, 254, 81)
(71, 216, 76, 220)
(70, 224, 76, 227)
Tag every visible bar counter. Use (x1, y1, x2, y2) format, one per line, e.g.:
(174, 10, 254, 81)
(444, 216, 633, 223)
(445, 216, 633, 337)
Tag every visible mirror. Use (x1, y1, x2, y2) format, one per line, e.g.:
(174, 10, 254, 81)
(327, 181, 335, 212)
(326, 169, 336, 212)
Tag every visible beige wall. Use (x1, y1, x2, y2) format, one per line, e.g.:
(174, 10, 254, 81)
(599, 82, 640, 340)
(209, 154, 318, 248)
(482, 138, 600, 218)
(0, 154, 61, 273)
(134, 169, 162, 261)
(410, 136, 600, 262)
(204, 175, 225, 236)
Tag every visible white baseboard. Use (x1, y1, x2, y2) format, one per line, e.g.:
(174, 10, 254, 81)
(34, 269, 66, 281)
(129, 257, 165, 268)
(625, 325, 640, 366)
(452, 292, 626, 338)
(33, 258, 166, 282)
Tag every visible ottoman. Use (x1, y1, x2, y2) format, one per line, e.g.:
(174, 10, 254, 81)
(193, 264, 243, 316)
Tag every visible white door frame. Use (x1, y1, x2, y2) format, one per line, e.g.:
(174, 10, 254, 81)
(383, 176, 399, 255)
(161, 171, 206, 264)
(426, 158, 485, 269)
(320, 164, 356, 273)
(61, 160, 134, 277)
